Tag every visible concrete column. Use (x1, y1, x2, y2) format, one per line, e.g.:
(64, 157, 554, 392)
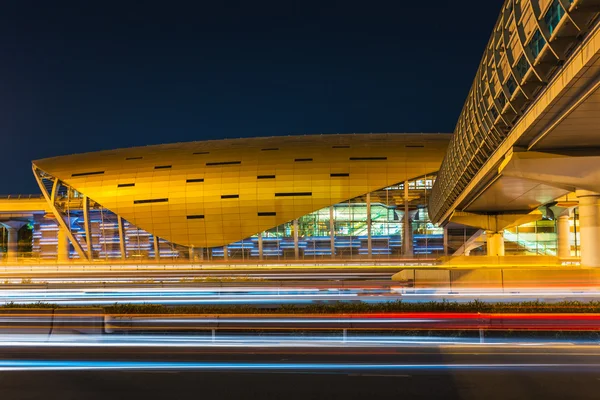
(293, 219, 299, 260)
(486, 231, 505, 257)
(403, 180, 413, 257)
(198, 247, 204, 261)
(6, 228, 19, 262)
(223, 244, 229, 261)
(576, 190, 600, 267)
(366, 193, 372, 258)
(403, 217, 414, 257)
(189, 245, 195, 262)
(1, 221, 28, 262)
(258, 233, 263, 260)
(57, 225, 70, 262)
(557, 213, 571, 259)
(443, 225, 449, 257)
(0, 227, 4, 260)
(329, 206, 335, 259)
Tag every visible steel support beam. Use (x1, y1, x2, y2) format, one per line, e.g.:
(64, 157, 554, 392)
(32, 167, 88, 261)
(153, 236, 160, 261)
(366, 193, 372, 258)
(329, 206, 335, 258)
(117, 216, 126, 260)
(293, 219, 299, 260)
(403, 181, 413, 257)
(82, 195, 93, 261)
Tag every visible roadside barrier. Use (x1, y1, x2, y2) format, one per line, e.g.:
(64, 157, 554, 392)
(1, 309, 599, 336)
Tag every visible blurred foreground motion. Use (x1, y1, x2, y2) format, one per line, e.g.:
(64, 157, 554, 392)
(1, 0, 600, 398)
(1, 304, 600, 400)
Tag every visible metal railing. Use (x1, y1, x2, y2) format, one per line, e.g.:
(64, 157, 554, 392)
(0, 194, 44, 200)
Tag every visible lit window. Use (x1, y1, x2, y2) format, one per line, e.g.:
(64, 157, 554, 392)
(544, 0, 565, 35)
(527, 29, 546, 59)
(515, 55, 529, 79)
(506, 75, 517, 95)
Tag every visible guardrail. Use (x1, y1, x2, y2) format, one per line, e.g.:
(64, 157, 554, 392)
(0, 260, 438, 271)
(2, 310, 598, 336)
(0, 194, 44, 200)
(104, 312, 600, 333)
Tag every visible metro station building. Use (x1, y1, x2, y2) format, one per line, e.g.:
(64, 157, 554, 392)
(1, 0, 600, 265)
(1, 134, 452, 262)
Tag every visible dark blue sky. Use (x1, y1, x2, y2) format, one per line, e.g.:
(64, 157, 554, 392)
(1, 1, 502, 193)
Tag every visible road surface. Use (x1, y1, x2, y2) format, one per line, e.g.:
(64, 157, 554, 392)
(1, 340, 599, 399)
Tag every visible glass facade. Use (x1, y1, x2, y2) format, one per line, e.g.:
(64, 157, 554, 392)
(0, 179, 586, 262)
(504, 219, 558, 256)
(1, 174, 451, 262)
(527, 29, 546, 59)
(210, 178, 444, 260)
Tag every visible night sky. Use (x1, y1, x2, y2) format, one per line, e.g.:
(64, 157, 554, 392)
(2, 1, 502, 194)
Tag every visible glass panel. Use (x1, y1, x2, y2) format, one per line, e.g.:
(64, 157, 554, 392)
(544, 0, 565, 35)
(527, 29, 546, 59)
(515, 55, 530, 80)
(506, 75, 517, 96)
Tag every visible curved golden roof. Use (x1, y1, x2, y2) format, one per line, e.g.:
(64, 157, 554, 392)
(32, 133, 450, 248)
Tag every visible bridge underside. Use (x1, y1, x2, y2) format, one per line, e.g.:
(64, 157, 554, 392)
(455, 54, 600, 216)
(437, 13, 600, 266)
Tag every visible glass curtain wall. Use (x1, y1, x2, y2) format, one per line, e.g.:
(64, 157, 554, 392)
(22, 172, 445, 262)
(209, 175, 442, 261)
(11, 170, 585, 262)
(503, 219, 557, 256)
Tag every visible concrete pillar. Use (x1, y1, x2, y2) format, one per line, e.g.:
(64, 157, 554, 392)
(6, 228, 19, 262)
(189, 245, 195, 262)
(1, 221, 28, 262)
(557, 213, 571, 259)
(366, 193, 372, 258)
(293, 219, 299, 259)
(329, 206, 335, 259)
(576, 190, 600, 267)
(403, 181, 413, 257)
(57, 225, 70, 262)
(223, 244, 229, 261)
(486, 231, 505, 257)
(403, 217, 414, 257)
(258, 233, 263, 260)
(443, 225, 449, 257)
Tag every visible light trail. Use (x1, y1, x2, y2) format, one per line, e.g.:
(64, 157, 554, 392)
(1, 333, 599, 348)
(1, 359, 599, 372)
(1, 286, 600, 305)
(0, 272, 395, 284)
(2, 311, 599, 334)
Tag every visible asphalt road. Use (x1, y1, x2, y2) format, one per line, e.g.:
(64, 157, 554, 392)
(1, 344, 600, 399)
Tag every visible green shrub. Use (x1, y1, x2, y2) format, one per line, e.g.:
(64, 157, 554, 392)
(4, 300, 600, 314)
